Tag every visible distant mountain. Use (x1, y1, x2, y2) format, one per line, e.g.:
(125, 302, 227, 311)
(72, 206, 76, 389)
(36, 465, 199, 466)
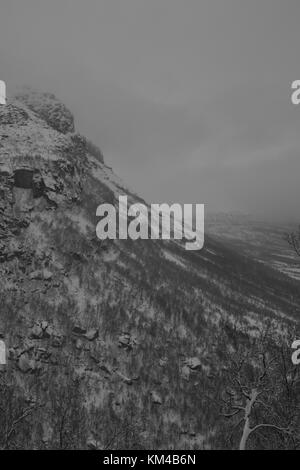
(206, 212, 300, 280)
(0, 92, 299, 449)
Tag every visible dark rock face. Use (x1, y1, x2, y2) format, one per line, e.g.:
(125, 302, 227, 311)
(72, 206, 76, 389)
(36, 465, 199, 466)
(14, 169, 34, 189)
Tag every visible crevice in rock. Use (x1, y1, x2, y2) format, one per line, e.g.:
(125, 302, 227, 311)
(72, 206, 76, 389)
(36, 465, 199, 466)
(14, 169, 34, 189)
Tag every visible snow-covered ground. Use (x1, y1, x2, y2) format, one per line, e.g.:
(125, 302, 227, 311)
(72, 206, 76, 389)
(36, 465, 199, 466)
(206, 213, 300, 281)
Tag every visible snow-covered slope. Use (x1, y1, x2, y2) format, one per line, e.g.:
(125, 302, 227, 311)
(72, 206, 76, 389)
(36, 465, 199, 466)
(206, 213, 300, 280)
(0, 92, 299, 450)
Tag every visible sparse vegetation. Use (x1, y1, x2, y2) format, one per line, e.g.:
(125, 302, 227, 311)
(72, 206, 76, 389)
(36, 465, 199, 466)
(0, 91, 299, 449)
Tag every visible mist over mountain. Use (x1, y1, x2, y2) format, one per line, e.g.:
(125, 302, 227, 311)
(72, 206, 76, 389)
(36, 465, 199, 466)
(206, 212, 300, 280)
(0, 91, 299, 450)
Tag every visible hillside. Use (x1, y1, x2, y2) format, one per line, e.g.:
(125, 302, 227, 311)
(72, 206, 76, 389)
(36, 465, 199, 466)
(0, 91, 299, 450)
(206, 212, 300, 280)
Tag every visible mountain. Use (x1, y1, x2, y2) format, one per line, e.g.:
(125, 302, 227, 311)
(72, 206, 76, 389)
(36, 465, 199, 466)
(206, 212, 300, 280)
(0, 91, 299, 450)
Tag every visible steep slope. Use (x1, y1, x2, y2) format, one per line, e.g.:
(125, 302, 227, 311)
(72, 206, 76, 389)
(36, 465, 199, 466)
(0, 92, 299, 450)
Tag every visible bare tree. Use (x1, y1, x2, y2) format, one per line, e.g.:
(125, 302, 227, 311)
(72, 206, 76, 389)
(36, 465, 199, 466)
(49, 373, 86, 449)
(286, 226, 300, 257)
(89, 399, 147, 450)
(220, 340, 300, 450)
(0, 373, 43, 449)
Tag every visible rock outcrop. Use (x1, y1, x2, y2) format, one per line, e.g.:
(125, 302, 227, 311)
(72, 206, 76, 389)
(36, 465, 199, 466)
(0, 91, 298, 450)
(14, 90, 75, 134)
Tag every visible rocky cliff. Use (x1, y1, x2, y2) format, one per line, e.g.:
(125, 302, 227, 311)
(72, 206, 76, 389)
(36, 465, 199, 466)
(0, 91, 299, 449)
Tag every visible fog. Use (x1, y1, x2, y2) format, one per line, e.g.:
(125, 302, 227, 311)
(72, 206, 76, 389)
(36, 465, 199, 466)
(1, 0, 300, 220)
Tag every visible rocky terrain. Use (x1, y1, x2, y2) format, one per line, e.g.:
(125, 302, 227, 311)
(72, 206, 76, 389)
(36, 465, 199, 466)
(0, 91, 299, 450)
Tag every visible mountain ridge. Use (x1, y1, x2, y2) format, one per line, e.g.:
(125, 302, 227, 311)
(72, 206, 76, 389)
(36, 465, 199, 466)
(0, 91, 299, 449)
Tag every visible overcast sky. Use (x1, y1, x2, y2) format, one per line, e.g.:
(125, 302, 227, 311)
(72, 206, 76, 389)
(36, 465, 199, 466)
(1, 0, 300, 220)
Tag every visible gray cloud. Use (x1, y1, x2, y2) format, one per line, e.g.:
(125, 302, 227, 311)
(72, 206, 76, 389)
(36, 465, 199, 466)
(1, 0, 300, 219)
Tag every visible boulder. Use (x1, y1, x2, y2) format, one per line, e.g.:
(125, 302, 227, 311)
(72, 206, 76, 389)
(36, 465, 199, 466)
(51, 334, 64, 348)
(118, 332, 136, 350)
(29, 269, 53, 281)
(30, 321, 51, 340)
(185, 357, 202, 371)
(86, 438, 101, 450)
(150, 391, 162, 405)
(29, 270, 43, 281)
(42, 269, 53, 281)
(30, 324, 44, 339)
(17, 355, 41, 374)
(85, 329, 99, 341)
(17, 355, 33, 373)
(159, 357, 167, 367)
(72, 325, 87, 336)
